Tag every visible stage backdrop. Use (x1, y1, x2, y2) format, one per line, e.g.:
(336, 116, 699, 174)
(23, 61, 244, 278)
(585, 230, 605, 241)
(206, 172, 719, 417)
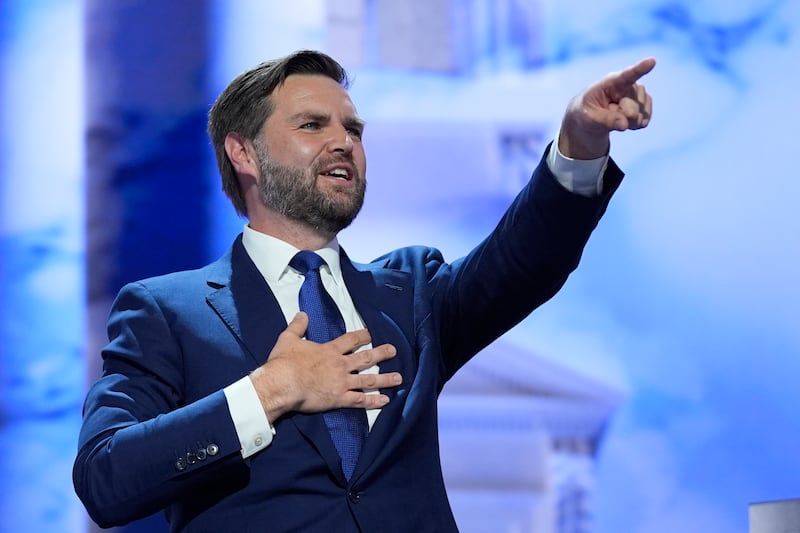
(1, 1, 799, 532)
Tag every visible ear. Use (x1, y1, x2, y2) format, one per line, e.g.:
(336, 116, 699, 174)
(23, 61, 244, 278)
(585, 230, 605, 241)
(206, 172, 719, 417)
(224, 132, 260, 178)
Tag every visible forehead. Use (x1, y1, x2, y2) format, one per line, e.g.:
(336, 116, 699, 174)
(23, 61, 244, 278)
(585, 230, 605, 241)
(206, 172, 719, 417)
(270, 74, 358, 116)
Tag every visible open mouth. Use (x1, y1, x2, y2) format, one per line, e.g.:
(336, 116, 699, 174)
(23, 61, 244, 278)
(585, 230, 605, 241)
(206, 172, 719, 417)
(320, 166, 352, 181)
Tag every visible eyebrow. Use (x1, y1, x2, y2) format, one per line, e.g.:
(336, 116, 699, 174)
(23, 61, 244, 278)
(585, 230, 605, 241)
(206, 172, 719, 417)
(345, 116, 366, 132)
(289, 112, 366, 130)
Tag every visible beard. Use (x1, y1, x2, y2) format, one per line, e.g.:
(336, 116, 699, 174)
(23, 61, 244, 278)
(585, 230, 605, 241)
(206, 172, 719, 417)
(254, 142, 366, 236)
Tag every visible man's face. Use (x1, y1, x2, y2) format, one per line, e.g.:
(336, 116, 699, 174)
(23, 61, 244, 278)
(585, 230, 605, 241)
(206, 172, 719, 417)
(254, 74, 367, 235)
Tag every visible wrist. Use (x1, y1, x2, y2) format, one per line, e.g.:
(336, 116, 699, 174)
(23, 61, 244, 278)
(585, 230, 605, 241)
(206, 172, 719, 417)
(250, 364, 294, 422)
(559, 108, 610, 160)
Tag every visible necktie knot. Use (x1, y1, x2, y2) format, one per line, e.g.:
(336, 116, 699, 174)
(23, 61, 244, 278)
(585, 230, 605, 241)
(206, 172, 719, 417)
(290, 250, 326, 275)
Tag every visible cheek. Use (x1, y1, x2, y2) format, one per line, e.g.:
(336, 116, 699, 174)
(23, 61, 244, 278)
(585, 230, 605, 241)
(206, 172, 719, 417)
(295, 142, 319, 159)
(265, 136, 319, 166)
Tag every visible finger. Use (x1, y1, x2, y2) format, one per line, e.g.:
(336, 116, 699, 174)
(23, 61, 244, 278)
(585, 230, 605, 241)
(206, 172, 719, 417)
(600, 103, 628, 131)
(643, 91, 653, 123)
(282, 312, 309, 339)
(618, 95, 641, 118)
(603, 59, 656, 101)
(630, 93, 652, 130)
(614, 86, 653, 130)
(351, 370, 402, 391)
(614, 57, 656, 86)
(348, 344, 397, 371)
(341, 390, 391, 409)
(611, 113, 629, 132)
(635, 83, 646, 104)
(328, 328, 372, 354)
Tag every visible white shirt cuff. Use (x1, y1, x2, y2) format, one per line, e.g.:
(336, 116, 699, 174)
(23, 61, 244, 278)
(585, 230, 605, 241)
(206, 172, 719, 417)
(223, 376, 275, 458)
(546, 134, 608, 197)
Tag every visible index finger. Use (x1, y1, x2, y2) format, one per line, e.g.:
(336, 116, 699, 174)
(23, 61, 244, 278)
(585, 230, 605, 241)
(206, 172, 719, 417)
(613, 57, 656, 86)
(327, 328, 372, 354)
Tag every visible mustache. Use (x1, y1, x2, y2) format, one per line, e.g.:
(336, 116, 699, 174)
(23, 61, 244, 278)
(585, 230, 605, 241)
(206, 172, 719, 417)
(312, 155, 357, 174)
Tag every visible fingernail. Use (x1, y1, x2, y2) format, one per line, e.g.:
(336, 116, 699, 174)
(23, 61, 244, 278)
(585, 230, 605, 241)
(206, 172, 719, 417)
(393, 373, 402, 384)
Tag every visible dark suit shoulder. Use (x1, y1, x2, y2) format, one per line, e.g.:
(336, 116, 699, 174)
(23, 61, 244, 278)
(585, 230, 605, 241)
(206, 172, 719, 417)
(365, 245, 447, 277)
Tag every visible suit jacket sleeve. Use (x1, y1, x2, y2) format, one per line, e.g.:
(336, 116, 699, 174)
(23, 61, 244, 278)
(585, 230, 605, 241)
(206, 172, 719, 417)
(73, 280, 245, 528)
(421, 143, 624, 381)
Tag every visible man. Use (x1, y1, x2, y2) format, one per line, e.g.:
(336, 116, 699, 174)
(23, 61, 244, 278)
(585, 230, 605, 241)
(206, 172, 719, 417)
(74, 50, 654, 532)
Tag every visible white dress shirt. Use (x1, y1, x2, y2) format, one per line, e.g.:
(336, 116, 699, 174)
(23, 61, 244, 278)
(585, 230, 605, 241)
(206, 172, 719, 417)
(223, 140, 608, 458)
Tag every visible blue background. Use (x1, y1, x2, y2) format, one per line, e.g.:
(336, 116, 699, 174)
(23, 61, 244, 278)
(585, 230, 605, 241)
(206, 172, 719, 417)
(1, 1, 799, 532)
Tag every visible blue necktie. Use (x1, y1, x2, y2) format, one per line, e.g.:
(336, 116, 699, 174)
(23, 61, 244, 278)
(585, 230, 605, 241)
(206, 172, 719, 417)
(290, 250, 368, 480)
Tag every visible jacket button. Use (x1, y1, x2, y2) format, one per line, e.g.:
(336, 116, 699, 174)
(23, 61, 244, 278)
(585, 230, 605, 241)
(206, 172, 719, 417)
(186, 452, 197, 465)
(196, 448, 207, 461)
(348, 490, 361, 503)
(206, 444, 219, 456)
(175, 457, 186, 471)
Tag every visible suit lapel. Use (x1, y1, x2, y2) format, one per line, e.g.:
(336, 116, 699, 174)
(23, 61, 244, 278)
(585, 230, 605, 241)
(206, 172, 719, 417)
(205, 236, 285, 367)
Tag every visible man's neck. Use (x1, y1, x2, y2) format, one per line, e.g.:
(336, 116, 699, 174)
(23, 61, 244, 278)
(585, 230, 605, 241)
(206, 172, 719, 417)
(247, 213, 336, 251)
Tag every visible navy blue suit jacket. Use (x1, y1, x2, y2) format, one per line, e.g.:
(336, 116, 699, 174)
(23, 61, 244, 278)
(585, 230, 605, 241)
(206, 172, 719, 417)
(74, 151, 623, 532)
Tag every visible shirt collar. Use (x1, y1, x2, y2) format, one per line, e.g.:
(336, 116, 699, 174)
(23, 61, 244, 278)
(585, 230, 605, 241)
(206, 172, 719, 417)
(241, 224, 343, 283)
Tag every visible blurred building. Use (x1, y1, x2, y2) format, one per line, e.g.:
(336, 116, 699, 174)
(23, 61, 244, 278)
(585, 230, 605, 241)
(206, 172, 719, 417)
(441, 340, 621, 533)
(326, 0, 548, 72)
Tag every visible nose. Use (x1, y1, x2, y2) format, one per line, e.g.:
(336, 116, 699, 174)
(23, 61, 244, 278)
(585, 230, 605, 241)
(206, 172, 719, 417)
(328, 125, 354, 155)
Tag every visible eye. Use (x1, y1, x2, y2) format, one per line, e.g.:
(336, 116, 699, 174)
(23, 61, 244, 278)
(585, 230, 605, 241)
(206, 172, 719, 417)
(300, 122, 320, 130)
(346, 127, 363, 139)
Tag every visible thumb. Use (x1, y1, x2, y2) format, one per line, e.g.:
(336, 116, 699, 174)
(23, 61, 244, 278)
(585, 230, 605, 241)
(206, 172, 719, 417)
(283, 312, 309, 338)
